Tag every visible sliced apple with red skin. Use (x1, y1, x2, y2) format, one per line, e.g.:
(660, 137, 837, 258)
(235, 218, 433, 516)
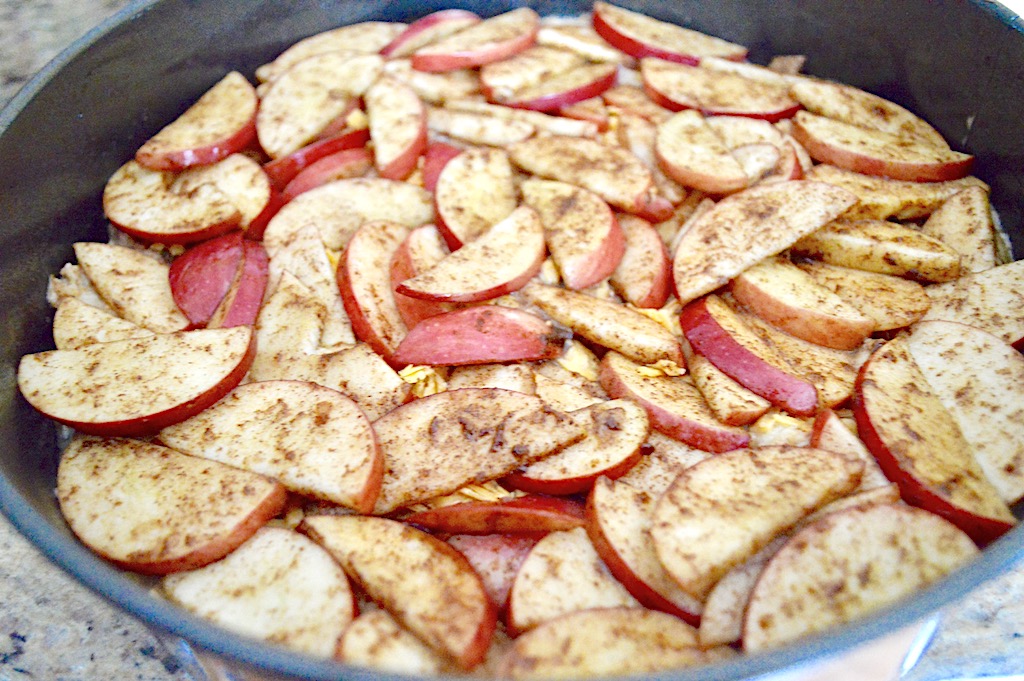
(262, 127, 371, 190)
(162, 527, 356, 658)
(681, 337, 771, 427)
(599, 351, 750, 453)
(615, 113, 695, 205)
(51, 297, 154, 351)
(396, 206, 545, 303)
(411, 7, 540, 73)
(406, 496, 586, 536)
(135, 71, 257, 172)
(383, 58, 482, 104)
(391, 306, 565, 367)
(907, 321, 1024, 505)
(372, 388, 585, 514)
(655, 109, 749, 194)
(852, 334, 1016, 545)
(507, 527, 640, 636)
(921, 186, 997, 274)
(521, 179, 625, 290)
(559, 96, 611, 131)
(169, 231, 245, 328)
(390, 224, 452, 328)
(447, 534, 538, 612)
(681, 295, 818, 416)
(380, 9, 482, 58)
(796, 261, 931, 332)
(642, 58, 800, 122)
(421, 142, 463, 193)
(535, 23, 629, 64)
(256, 52, 383, 159)
(206, 240, 269, 329)
(445, 98, 598, 137)
(602, 84, 672, 124)
(336, 220, 410, 360)
(255, 22, 405, 83)
(480, 45, 586, 102)
(731, 256, 874, 350)
(19, 326, 255, 436)
(614, 435, 708, 500)
(103, 160, 241, 245)
(434, 147, 518, 250)
(919, 259, 1024, 348)
(671, 180, 857, 305)
(506, 399, 649, 495)
(338, 609, 447, 675)
(57, 435, 286, 575)
(365, 75, 428, 180)
(300, 515, 496, 671)
(650, 445, 863, 600)
(501, 62, 618, 112)
(171, 153, 278, 236)
(792, 110, 973, 182)
(281, 147, 373, 201)
(159, 380, 382, 513)
(609, 214, 672, 308)
(591, 1, 746, 65)
(742, 503, 978, 652)
(426, 106, 535, 147)
(586, 477, 703, 624)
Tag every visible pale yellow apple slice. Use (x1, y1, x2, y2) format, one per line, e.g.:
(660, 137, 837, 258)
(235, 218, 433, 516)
(919, 259, 1024, 346)
(480, 45, 585, 101)
(921, 186, 997, 273)
(52, 297, 153, 351)
(602, 84, 673, 123)
(591, 1, 746, 63)
(796, 261, 931, 331)
(655, 109, 750, 194)
(616, 113, 687, 204)
(365, 75, 427, 180)
(57, 435, 286, 575)
(411, 7, 541, 73)
(448, 363, 536, 393)
(614, 431, 709, 498)
(609, 214, 673, 308)
(536, 23, 630, 64)
(445, 98, 598, 137)
(680, 337, 770, 427)
(382, 59, 481, 104)
(337, 609, 447, 674)
(426, 106, 534, 146)
(434, 147, 518, 249)
(810, 409, 894, 493)
(300, 515, 496, 670)
(162, 527, 355, 657)
(256, 22, 406, 82)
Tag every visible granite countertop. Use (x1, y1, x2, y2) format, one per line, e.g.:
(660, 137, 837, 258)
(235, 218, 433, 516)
(1, 2, 1023, 681)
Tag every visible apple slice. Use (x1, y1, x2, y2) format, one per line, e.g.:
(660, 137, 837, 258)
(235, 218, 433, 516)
(810, 409, 894, 494)
(507, 527, 639, 635)
(372, 388, 584, 514)
(421, 142, 463, 193)
(262, 127, 371, 189)
(135, 71, 257, 172)
(406, 496, 586, 536)
(19, 326, 254, 436)
(672, 180, 856, 305)
(255, 22, 405, 83)
(202, 241, 267, 330)
(907, 321, 1024, 504)
(162, 527, 355, 657)
(159, 380, 381, 512)
(616, 113, 690, 204)
(603, 84, 673, 123)
(411, 7, 540, 73)
(480, 45, 586, 101)
(381, 9, 482, 58)
(599, 351, 750, 453)
(561, 95, 612, 132)
(651, 445, 863, 600)
(281, 147, 373, 201)
(383, 58, 482, 104)
(792, 111, 973, 182)
(681, 338, 771, 427)
(655, 109, 749, 193)
(51, 297, 154, 351)
(390, 224, 452, 328)
(73, 242, 189, 333)
(256, 52, 383, 158)
(921, 186, 997, 274)
(251, 271, 325, 363)
(300, 515, 496, 670)
(506, 399, 649, 495)
(699, 537, 785, 648)
(852, 334, 1016, 544)
(427, 106, 534, 147)
(168, 231, 245, 327)
(391, 306, 565, 367)
(337, 610, 447, 675)
(591, 1, 746, 64)
(586, 477, 703, 623)
(502, 62, 618, 112)
(448, 363, 536, 393)
(445, 98, 598, 137)
(609, 214, 672, 308)
(172, 154, 278, 239)
(642, 58, 800, 121)
(434, 147, 518, 250)
(919, 259, 1024, 347)
(731, 256, 874, 350)
(365, 75, 428, 180)
(536, 23, 629, 64)
(680, 295, 818, 416)
(742, 503, 978, 652)
(297, 345, 413, 422)
(396, 206, 545, 303)
(521, 282, 683, 366)
(102, 160, 241, 245)
(57, 435, 286, 575)
(521, 179, 625, 290)
(796, 261, 931, 331)
(792, 219, 963, 283)
(447, 534, 538, 612)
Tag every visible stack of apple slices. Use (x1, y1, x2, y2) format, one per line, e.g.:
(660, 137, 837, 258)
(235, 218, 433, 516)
(19, 1, 1024, 677)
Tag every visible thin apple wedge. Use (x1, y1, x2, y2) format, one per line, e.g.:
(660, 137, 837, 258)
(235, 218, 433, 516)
(671, 180, 857, 305)
(396, 206, 545, 303)
(411, 7, 540, 73)
(921, 186, 997, 273)
(421, 141, 463, 193)
(135, 71, 257, 172)
(852, 334, 1016, 544)
(280, 147, 373, 201)
(172, 153, 279, 238)
(391, 306, 565, 367)
(448, 363, 536, 393)
(390, 224, 452, 328)
(792, 110, 973, 182)
(591, 1, 746, 64)
(742, 504, 978, 652)
(810, 409, 894, 493)
(381, 9, 482, 58)
(159, 380, 381, 512)
(57, 435, 286, 575)
(650, 445, 863, 600)
(426, 106, 534, 146)
(337, 610, 447, 675)
(205, 240, 268, 329)
(681, 337, 771, 427)
(480, 45, 586, 102)
(655, 109, 750, 194)
(535, 23, 630, 64)
(602, 84, 673, 123)
(252, 271, 326, 366)
(168, 231, 245, 327)
(699, 537, 786, 648)
(51, 297, 153, 351)
(372, 388, 584, 514)
(615, 112, 688, 204)
(434, 147, 518, 249)
(300, 515, 496, 670)
(365, 75, 428, 180)
(255, 22, 405, 83)
(907, 321, 1024, 504)
(262, 127, 371, 190)
(796, 261, 931, 331)
(599, 351, 750, 453)
(445, 98, 598, 137)
(162, 527, 355, 657)
(447, 534, 538, 612)
(406, 495, 586, 536)
(502, 62, 618, 112)
(919, 259, 1024, 347)
(506, 527, 639, 635)
(19, 326, 254, 436)
(609, 214, 672, 308)
(383, 59, 482, 104)
(521, 282, 683, 366)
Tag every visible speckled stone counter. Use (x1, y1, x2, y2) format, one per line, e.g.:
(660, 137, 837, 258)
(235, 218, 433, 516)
(1, 2, 1023, 680)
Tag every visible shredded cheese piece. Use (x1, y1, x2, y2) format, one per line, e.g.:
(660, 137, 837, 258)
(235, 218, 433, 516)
(345, 108, 369, 130)
(629, 299, 682, 337)
(749, 410, 814, 447)
(325, 248, 341, 270)
(635, 359, 687, 378)
(538, 258, 562, 285)
(405, 481, 525, 513)
(556, 340, 600, 382)
(398, 364, 448, 397)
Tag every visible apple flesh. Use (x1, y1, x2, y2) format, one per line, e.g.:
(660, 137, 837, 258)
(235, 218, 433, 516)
(447, 534, 538, 612)
(919, 259, 1024, 347)
(412, 7, 541, 72)
(365, 75, 428, 180)
(501, 62, 617, 112)
(609, 214, 672, 308)
(655, 109, 749, 194)
(206, 240, 269, 329)
(262, 127, 371, 190)
(796, 261, 932, 331)
(434, 147, 518, 250)
(168, 231, 245, 328)
(255, 21, 405, 83)
(51, 297, 153, 351)
(390, 224, 452, 328)
(281, 147, 373, 201)
(380, 9, 482, 58)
